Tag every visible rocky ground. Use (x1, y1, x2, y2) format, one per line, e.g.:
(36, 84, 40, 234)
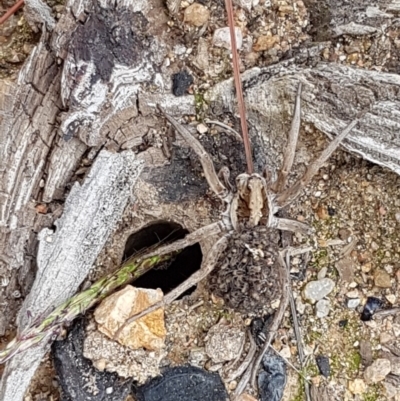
(1, 0, 400, 400)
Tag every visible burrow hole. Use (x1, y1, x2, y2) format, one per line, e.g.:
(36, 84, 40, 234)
(124, 221, 202, 297)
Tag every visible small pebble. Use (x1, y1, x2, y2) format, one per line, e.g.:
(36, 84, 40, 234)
(316, 299, 330, 318)
(348, 378, 367, 394)
(346, 289, 359, 298)
(386, 294, 396, 304)
(364, 358, 391, 383)
(374, 269, 392, 288)
(183, 3, 210, 27)
(303, 278, 335, 303)
(197, 123, 208, 134)
(228, 380, 237, 390)
(213, 27, 243, 50)
(296, 298, 306, 315)
(317, 267, 327, 280)
(347, 298, 360, 309)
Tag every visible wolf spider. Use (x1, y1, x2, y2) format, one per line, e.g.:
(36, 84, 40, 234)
(121, 84, 361, 394)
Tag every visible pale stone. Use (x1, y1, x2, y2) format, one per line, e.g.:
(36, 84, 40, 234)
(346, 289, 359, 298)
(279, 345, 291, 359)
(348, 378, 367, 394)
(213, 27, 243, 50)
(380, 332, 393, 344)
(205, 322, 245, 363)
(386, 294, 396, 304)
(364, 358, 391, 383)
(94, 285, 166, 351)
(296, 298, 306, 314)
(317, 266, 328, 280)
(197, 123, 208, 134)
(383, 381, 399, 399)
(303, 278, 335, 303)
(183, 3, 210, 27)
(271, 299, 281, 309)
(388, 355, 400, 375)
(374, 269, 392, 288)
(316, 299, 330, 318)
(253, 35, 279, 52)
(347, 298, 360, 309)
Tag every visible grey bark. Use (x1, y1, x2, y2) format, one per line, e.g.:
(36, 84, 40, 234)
(208, 61, 400, 175)
(0, 150, 142, 401)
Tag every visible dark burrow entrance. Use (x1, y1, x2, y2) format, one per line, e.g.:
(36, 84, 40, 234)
(124, 221, 202, 297)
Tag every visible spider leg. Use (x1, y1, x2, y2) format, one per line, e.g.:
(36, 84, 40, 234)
(113, 234, 229, 339)
(144, 221, 224, 258)
(273, 83, 302, 193)
(275, 118, 360, 208)
(160, 109, 231, 203)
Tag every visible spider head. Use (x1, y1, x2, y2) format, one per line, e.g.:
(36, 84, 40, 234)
(234, 173, 274, 227)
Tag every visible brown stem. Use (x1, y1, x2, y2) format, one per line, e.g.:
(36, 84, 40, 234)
(224, 0, 254, 174)
(0, 0, 24, 25)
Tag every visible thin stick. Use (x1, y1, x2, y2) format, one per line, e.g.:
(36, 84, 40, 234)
(224, 0, 253, 174)
(228, 329, 257, 382)
(285, 251, 312, 401)
(268, 345, 309, 381)
(0, 0, 24, 25)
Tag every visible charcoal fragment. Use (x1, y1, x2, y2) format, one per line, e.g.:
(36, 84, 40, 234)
(172, 70, 194, 96)
(315, 355, 330, 377)
(134, 365, 228, 401)
(258, 351, 286, 401)
(361, 297, 383, 321)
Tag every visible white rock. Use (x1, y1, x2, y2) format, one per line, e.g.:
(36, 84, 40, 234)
(386, 294, 396, 304)
(346, 289, 359, 298)
(303, 278, 335, 303)
(234, 0, 255, 12)
(279, 346, 291, 359)
(347, 298, 361, 309)
(296, 298, 306, 314)
(316, 299, 330, 318)
(213, 27, 243, 50)
(364, 358, 391, 383)
(197, 123, 208, 134)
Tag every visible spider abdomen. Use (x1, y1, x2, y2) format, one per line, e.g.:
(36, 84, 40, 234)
(208, 227, 282, 315)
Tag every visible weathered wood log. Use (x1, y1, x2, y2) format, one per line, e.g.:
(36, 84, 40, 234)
(0, 150, 142, 401)
(208, 61, 400, 175)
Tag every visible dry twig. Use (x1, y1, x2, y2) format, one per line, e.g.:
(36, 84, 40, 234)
(224, 0, 253, 173)
(0, 0, 24, 25)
